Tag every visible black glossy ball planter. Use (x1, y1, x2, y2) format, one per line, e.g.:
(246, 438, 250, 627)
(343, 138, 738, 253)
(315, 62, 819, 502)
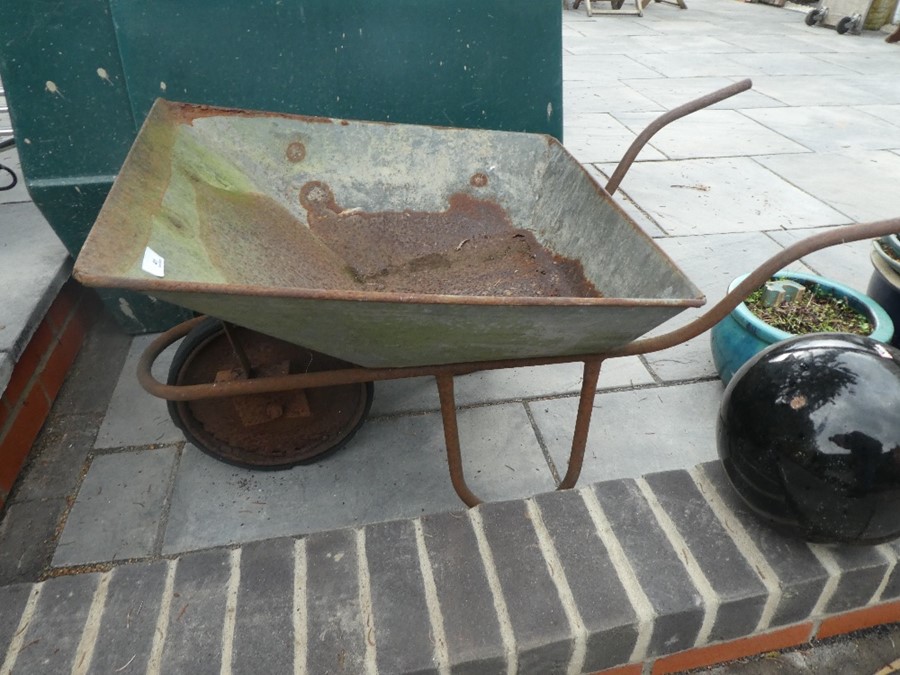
(710, 271, 894, 385)
(718, 334, 900, 545)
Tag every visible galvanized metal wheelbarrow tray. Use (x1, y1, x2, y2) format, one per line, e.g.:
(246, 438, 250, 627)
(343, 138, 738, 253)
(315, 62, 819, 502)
(73, 80, 900, 506)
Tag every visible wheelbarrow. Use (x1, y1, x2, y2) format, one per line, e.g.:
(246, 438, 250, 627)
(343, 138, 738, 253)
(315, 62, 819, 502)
(73, 80, 900, 507)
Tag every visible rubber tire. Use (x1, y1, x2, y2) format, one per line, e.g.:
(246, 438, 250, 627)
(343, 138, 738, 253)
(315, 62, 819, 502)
(836, 15, 854, 33)
(167, 317, 373, 469)
(804, 9, 822, 25)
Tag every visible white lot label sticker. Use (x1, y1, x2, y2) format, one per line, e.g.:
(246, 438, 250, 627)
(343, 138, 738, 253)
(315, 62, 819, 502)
(142, 247, 165, 277)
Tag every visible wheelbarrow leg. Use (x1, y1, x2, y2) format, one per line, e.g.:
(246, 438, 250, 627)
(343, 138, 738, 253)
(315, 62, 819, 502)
(436, 358, 603, 507)
(558, 358, 603, 490)
(436, 374, 483, 507)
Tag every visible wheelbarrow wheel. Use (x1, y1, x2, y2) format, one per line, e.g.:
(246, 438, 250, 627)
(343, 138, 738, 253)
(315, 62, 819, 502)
(167, 317, 373, 469)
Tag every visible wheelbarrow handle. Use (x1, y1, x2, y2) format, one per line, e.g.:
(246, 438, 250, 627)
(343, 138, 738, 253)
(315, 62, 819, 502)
(610, 216, 900, 358)
(604, 79, 752, 196)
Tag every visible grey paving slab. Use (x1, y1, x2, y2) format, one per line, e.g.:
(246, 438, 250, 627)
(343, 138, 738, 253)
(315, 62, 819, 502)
(0, 583, 32, 659)
(638, 19, 725, 35)
(584, 164, 667, 238)
(161, 548, 231, 675)
(53, 446, 179, 566)
(90, 561, 169, 674)
(12, 412, 99, 503)
(0, 201, 69, 367)
(614, 109, 809, 159)
(0, 497, 68, 584)
(304, 528, 367, 675)
(95, 335, 183, 449)
(162, 404, 554, 554)
(630, 34, 750, 54)
(750, 75, 891, 106)
(371, 357, 654, 416)
(641, 471, 768, 642)
(564, 113, 667, 164)
(742, 106, 900, 153)
(459, 357, 654, 404)
(531, 380, 723, 485)
(370, 376, 440, 415)
(564, 54, 663, 82)
(620, 76, 787, 110)
(629, 51, 762, 78)
(855, 104, 900, 128)
(564, 34, 668, 55)
(592, 479, 704, 657)
(477, 499, 573, 673)
(812, 51, 900, 75)
(639, 335, 719, 383)
(9, 573, 99, 675)
(364, 519, 438, 675)
(726, 52, 859, 77)
(532, 490, 639, 672)
(754, 151, 900, 224)
(563, 17, 659, 37)
(597, 157, 848, 236)
(764, 228, 876, 293)
(563, 82, 664, 114)
(419, 510, 506, 675)
(232, 538, 294, 675)
(714, 33, 842, 53)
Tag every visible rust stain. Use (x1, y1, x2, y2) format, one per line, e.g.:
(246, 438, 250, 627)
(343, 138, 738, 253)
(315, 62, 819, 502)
(470, 172, 489, 188)
(299, 180, 601, 298)
(161, 100, 335, 127)
(285, 141, 306, 163)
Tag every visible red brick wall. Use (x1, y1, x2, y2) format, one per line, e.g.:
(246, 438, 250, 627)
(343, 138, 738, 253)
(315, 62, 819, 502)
(0, 279, 99, 508)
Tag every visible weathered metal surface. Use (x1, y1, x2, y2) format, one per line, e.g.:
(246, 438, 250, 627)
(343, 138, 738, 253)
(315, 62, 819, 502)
(169, 323, 370, 468)
(75, 100, 704, 368)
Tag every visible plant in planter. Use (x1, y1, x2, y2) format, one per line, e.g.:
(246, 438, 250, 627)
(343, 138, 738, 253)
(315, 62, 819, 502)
(710, 270, 894, 384)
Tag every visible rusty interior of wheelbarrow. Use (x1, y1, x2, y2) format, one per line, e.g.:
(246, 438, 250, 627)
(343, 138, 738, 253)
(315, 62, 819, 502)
(74, 82, 900, 505)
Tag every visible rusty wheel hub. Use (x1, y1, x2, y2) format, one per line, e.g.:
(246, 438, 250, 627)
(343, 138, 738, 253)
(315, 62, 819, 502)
(168, 320, 372, 468)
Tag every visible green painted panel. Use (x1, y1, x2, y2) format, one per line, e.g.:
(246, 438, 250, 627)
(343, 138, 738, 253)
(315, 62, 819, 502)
(109, 0, 563, 139)
(0, 0, 136, 180)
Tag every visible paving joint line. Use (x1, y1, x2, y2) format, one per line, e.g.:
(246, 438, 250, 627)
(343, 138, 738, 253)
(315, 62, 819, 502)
(522, 400, 562, 485)
(151, 443, 184, 558)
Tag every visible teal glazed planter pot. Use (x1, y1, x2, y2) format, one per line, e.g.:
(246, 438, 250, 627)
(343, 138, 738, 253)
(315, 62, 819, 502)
(710, 271, 894, 384)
